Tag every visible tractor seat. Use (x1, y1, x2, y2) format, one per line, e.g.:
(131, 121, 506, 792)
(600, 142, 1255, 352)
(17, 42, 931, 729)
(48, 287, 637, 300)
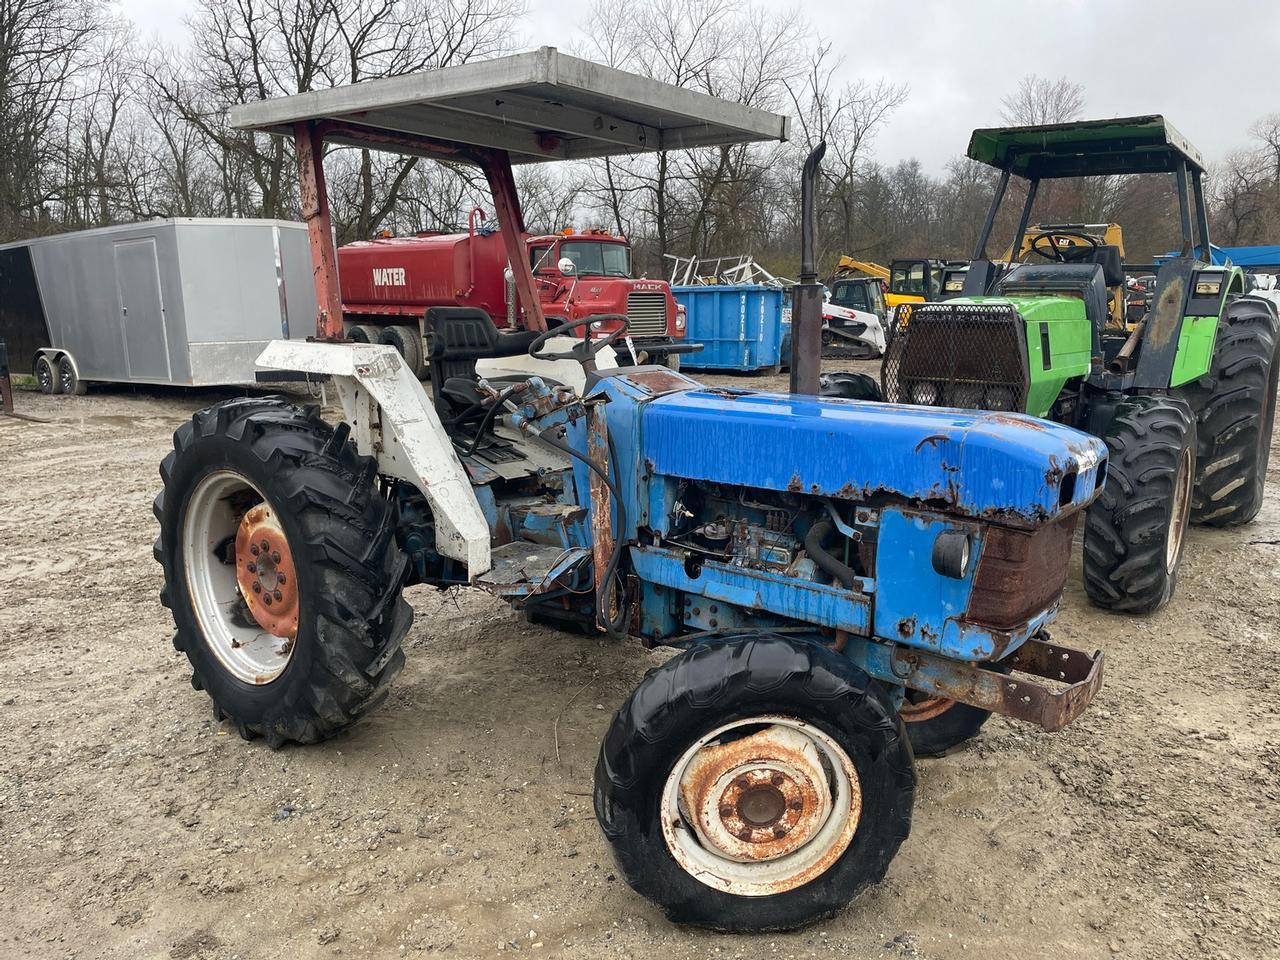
(424, 306, 540, 361)
(998, 262, 1111, 334)
(1089, 245, 1125, 287)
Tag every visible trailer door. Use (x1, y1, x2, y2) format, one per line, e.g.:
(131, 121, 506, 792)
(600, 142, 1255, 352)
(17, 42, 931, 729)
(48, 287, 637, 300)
(113, 238, 171, 380)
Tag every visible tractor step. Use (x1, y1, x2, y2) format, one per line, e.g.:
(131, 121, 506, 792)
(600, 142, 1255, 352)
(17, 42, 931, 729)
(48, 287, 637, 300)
(475, 543, 589, 599)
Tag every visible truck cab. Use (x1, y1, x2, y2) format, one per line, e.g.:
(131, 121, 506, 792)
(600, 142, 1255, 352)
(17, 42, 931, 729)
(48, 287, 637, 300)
(525, 230, 688, 365)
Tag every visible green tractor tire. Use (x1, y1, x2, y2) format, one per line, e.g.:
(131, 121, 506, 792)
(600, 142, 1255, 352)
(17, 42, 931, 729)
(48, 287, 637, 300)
(1083, 395, 1196, 614)
(1179, 296, 1280, 527)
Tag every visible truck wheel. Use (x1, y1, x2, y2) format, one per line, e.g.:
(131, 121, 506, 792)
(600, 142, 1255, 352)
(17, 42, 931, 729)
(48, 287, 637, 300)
(1083, 395, 1196, 614)
(35, 355, 60, 395)
(594, 634, 914, 932)
(346, 323, 382, 344)
(57, 355, 87, 395)
(664, 353, 681, 372)
(154, 397, 411, 747)
(378, 325, 425, 377)
(1179, 297, 1280, 526)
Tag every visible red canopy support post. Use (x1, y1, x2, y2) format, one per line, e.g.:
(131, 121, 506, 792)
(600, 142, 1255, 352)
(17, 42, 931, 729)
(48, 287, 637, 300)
(293, 121, 345, 341)
(479, 149, 547, 332)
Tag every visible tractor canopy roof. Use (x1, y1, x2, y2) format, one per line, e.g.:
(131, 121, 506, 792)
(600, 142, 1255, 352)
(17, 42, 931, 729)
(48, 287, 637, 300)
(228, 46, 789, 165)
(967, 115, 1205, 179)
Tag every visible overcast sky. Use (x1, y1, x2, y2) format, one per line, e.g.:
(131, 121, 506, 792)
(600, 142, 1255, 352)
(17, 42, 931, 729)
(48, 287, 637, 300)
(112, 0, 1280, 174)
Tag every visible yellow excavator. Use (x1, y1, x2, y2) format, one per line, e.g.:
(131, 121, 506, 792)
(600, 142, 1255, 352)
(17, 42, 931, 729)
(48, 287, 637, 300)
(835, 256, 967, 310)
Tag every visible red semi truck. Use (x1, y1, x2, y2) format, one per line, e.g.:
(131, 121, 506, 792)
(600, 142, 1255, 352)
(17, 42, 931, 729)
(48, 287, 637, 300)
(338, 212, 691, 374)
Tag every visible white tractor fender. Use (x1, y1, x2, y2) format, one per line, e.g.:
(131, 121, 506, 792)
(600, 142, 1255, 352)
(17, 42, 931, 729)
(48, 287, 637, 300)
(256, 340, 492, 577)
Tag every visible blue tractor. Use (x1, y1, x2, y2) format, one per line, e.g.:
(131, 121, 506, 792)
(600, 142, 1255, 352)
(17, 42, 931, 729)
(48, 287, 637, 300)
(153, 49, 1108, 931)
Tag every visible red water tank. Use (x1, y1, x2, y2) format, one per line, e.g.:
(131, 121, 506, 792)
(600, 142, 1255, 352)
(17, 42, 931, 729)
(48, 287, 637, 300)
(339, 227, 509, 324)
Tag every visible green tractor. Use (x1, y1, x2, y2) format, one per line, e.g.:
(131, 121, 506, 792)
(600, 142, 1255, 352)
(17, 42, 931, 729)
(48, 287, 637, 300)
(883, 115, 1280, 613)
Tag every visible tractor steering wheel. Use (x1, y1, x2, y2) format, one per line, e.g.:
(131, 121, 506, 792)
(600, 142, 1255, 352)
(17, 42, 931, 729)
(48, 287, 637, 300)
(528, 314, 631, 363)
(1029, 231, 1100, 264)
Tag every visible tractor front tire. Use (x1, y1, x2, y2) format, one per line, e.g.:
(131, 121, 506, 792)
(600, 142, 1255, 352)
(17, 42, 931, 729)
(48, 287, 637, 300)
(154, 397, 411, 747)
(594, 634, 915, 932)
(1179, 296, 1280, 526)
(1083, 395, 1196, 614)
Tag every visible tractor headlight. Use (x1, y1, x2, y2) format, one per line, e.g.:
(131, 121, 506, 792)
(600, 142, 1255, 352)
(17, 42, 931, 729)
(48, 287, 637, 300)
(911, 381, 939, 405)
(676, 306, 687, 330)
(591, 320, 604, 330)
(1194, 274, 1223, 297)
(944, 278, 964, 292)
(932, 530, 972, 579)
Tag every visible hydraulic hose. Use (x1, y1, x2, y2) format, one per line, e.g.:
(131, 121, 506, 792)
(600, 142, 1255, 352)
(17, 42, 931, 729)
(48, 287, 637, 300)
(804, 519, 858, 589)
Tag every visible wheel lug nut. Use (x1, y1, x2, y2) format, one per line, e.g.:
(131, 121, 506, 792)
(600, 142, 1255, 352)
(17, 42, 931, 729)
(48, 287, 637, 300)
(271, 551, 280, 564)
(247, 562, 257, 573)
(273, 589, 282, 601)
(250, 544, 259, 556)
(261, 539, 269, 552)
(789, 799, 803, 811)
(252, 582, 261, 593)
(263, 595, 272, 606)
(772, 826, 787, 838)
(770, 773, 785, 786)
(719, 805, 734, 819)
(277, 574, 286, 585)
(737, 828, 752, 840)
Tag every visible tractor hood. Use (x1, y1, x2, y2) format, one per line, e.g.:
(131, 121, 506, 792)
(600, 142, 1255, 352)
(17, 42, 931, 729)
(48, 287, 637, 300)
(642, 389, 1106, 526)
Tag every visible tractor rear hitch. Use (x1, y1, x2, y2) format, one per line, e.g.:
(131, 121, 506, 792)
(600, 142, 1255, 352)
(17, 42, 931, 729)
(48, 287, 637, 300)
(852, 632, 1104, 732)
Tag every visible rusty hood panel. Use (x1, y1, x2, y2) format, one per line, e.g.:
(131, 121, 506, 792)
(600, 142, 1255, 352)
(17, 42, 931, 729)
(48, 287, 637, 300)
(642, 391, 1106, 525)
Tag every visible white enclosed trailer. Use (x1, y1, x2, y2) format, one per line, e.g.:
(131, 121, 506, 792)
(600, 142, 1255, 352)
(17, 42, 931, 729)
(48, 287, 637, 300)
(0, 218, 316, 393)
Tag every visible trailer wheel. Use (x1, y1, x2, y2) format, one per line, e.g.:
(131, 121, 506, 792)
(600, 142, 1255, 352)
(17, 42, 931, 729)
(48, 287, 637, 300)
(154, 397, 411, 747)
(34, 355, 60, 395)
(57, 356, 87, 395)
(1083, 394, 1196, 614)
(378, 325, 425, 377)
(594, 634, 914, 932)
(346, 323, 382, 344)
(1178, 296, 1280, 526)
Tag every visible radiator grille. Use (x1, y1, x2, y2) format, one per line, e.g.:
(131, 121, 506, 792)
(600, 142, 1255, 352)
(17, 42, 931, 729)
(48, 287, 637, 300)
(626, 292, 669, 338)
(882, 302, 1029, 412)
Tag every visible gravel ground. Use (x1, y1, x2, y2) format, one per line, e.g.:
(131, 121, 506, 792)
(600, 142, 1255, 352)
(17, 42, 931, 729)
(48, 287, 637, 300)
(1, 362, 1277, 960)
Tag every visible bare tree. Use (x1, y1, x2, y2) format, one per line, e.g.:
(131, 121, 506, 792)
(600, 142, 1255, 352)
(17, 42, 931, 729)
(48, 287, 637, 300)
(0, 0, 103, 239)
(1000, 75, 1085, 126)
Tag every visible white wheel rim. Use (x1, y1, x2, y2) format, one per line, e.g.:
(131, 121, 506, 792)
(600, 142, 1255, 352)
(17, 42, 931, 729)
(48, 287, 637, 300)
(660, 715, 861, 896)
(1166, 444, 1193, 572)
(182, 470, 296, 684)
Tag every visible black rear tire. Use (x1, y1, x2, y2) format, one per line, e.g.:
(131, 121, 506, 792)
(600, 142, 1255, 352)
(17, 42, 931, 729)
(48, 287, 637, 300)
(378, 324, 426, 377)
(154, 397, 411, 747)
(346, 323, 382, 344)
(1083, 395, 1196, 613)
(1178, 295, 1280, 526)
(57, 355, 87, 395)
(594, 634, 915, 932)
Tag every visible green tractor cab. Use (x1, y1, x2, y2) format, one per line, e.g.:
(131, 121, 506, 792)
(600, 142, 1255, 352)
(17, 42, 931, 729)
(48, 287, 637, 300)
(884, 115, 1280, 613)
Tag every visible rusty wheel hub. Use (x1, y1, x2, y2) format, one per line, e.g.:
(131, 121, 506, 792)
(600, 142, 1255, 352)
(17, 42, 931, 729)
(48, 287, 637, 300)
(662, 716, 861, 896)
(235, 503, 299, 640)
